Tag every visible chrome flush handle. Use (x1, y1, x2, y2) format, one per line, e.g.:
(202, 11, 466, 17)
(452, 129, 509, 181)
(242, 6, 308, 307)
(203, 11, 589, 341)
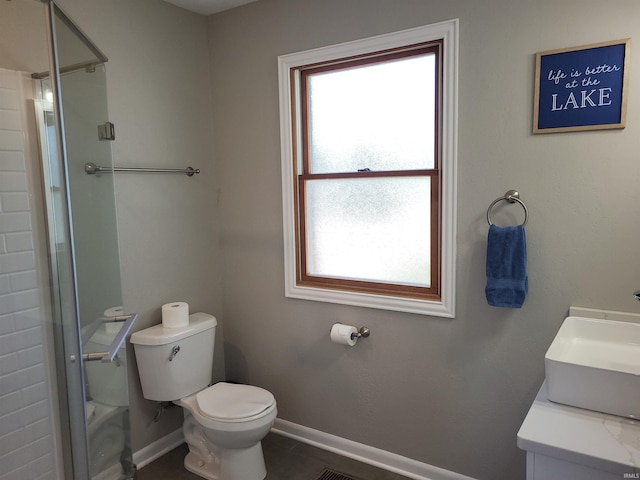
(169, 345, 180, 361)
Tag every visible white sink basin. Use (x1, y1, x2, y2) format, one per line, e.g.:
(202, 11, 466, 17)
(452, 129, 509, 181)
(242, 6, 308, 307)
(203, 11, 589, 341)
(545, 315, 640, 419)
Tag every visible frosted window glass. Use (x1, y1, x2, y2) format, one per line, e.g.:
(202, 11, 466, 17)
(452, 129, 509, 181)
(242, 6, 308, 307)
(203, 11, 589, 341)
(308, 54, 435, 173)
(306, 177, 431, 286)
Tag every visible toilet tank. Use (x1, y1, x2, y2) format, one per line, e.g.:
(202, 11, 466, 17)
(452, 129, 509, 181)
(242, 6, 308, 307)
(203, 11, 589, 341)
(130, 312, 217, 401)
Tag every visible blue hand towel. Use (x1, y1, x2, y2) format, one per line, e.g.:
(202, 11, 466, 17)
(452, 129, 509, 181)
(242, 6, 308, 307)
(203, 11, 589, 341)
(485, 224, 528, 308)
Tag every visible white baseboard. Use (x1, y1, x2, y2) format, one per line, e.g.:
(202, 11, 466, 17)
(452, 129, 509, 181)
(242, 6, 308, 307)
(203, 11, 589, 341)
(271, 418, 477, 480)
(132, 428, 184, 470)
(131, 418, 477, 480)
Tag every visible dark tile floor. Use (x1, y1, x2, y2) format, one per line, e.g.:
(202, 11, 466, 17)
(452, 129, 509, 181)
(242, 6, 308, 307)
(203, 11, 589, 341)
(136, 432, 411, 480)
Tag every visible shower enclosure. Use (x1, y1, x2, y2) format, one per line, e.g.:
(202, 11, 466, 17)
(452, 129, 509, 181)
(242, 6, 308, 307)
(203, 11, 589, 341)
(1, 1, 136, 479)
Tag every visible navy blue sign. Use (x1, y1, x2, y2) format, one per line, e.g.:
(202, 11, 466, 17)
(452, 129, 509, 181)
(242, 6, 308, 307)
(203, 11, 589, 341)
(534, 40, 629, 133)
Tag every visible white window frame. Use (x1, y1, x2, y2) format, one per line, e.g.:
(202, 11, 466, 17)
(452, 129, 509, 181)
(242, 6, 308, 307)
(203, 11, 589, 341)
(278, 19, 458, 317)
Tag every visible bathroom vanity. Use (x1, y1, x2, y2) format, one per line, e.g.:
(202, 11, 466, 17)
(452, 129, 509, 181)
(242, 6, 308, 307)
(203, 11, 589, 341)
(518, 382, 640, 480)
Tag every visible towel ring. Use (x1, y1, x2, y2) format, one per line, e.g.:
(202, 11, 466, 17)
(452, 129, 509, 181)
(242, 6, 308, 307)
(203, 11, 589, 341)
(486, 190, 528, 227)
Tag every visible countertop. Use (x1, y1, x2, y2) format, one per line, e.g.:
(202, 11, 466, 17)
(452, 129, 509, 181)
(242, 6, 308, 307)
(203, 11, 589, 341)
(517, 382, 640, 475)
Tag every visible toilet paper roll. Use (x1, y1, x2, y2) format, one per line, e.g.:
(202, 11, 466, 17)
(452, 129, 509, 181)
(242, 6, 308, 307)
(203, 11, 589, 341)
(162, 302, 189, 329)
(330, 323, 358, 346)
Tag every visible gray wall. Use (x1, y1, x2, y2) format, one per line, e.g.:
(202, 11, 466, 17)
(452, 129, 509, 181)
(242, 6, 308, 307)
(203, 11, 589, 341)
(56, 0, 224, 451)
(208, 1, 640, 479)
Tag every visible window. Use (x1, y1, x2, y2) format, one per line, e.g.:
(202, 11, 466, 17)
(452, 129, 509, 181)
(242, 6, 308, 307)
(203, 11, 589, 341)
(278, 20, 458, 317)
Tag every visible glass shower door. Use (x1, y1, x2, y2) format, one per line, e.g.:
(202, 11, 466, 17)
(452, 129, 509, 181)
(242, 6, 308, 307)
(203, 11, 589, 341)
(36, 3, 135, 479)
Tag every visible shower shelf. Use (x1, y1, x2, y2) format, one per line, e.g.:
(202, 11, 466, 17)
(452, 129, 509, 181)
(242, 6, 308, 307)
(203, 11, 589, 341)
(84, 162, 200, 177)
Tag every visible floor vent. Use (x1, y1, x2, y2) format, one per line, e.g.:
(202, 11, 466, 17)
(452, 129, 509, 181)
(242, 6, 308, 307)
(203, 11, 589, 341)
(315, 468, 359, 480)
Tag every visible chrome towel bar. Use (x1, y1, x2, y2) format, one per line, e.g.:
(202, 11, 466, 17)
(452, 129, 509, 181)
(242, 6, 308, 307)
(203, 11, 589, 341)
(85, 162, 200, 177)
(486, 190, 528, 227)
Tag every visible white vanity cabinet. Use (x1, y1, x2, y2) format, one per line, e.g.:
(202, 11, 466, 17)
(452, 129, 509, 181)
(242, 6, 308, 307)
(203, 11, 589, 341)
(518, 383, 640, 480)
(524, 451, 624, 480)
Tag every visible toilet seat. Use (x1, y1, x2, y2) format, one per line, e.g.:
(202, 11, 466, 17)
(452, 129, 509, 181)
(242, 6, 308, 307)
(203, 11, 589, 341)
(195, 382, 275, 423)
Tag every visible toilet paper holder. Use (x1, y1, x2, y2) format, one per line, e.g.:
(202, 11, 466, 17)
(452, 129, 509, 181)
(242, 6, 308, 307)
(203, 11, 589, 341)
(331, 324, 371, 340)
(351, 326, 371, 340)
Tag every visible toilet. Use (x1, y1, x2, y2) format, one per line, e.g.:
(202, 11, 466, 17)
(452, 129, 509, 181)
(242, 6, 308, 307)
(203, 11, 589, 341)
(130, 312, 276, 480)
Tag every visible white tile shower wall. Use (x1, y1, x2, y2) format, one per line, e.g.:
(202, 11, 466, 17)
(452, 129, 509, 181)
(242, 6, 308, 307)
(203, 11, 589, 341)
(0, 68, 59, 480)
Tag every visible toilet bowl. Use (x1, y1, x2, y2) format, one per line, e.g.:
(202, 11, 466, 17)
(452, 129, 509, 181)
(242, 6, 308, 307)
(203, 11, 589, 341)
(130, 313, 277, 480)
(177, 382, 277, 479)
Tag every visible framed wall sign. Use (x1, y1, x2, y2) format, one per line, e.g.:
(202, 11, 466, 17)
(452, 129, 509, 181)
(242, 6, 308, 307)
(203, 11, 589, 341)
(533, 39, 630, 134)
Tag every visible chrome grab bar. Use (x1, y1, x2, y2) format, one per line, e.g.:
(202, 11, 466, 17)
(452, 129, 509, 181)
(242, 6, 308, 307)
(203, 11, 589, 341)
(71, 312, 139, 364)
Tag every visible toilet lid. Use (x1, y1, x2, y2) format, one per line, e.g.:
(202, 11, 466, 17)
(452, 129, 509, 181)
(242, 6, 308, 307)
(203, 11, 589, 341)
(196, 382, 275, 421)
